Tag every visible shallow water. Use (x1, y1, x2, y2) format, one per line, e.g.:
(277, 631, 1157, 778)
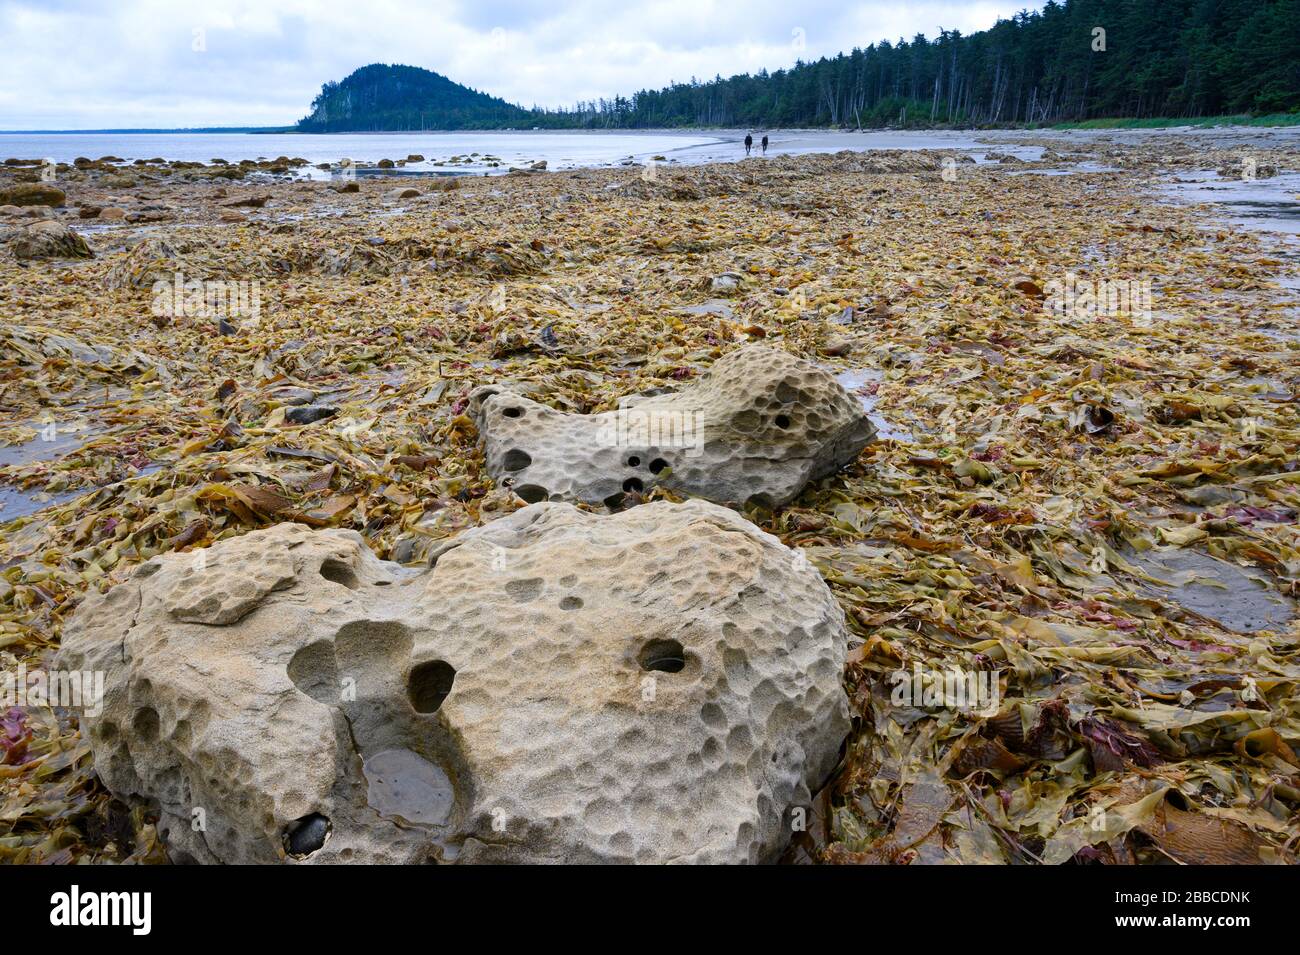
(1129, 547, 1296, 633)
(0, 129, 1059, 179)
(1159, 169, 1300, 237)
(0, 486, 81, 523)
(363, 748, 455, 827)
(0, 420, 94, 523)
(833, 368, 909, 442)
(0, 131, 723, 177)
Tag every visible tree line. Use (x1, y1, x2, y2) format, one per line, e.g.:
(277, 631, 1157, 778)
(299, 0, 1299, 132)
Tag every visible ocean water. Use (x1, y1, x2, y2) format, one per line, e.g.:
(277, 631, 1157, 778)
(0, 131, 729, 176)
(0, 128, 1043, 178)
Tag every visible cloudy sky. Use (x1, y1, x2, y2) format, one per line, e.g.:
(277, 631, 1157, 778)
(0, 0, 1040, 129)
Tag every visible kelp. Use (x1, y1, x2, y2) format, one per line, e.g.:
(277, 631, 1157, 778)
(0, 135, 1297, 863)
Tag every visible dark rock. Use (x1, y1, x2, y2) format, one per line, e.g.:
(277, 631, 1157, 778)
(284, 814, 330, 856)
(286, 405, 338, 425)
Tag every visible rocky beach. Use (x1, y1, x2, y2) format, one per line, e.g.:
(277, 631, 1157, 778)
(1, 130, 1298, 864)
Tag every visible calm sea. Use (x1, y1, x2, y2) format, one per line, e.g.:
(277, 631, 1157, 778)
(0, 131, 733, 177)
(0, 128, 1044, 177)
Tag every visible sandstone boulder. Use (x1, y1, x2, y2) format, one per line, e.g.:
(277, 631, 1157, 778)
(470, 344, 875, 508)
(58, 501, 850, 864)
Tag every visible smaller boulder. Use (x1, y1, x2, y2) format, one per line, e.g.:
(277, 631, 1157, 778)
(0, 182, 66, 207)
(6, 220, 93, 261)
(470, 344, 876, 508)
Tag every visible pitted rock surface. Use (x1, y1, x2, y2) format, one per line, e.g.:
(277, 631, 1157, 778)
(59, 500, 851, 864)
(469, 344, 875, 508)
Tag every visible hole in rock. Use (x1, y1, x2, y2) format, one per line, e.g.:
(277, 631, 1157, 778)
(775, 414, 792, 429)
(623, 477, 644, 493)
(288, 640, 340, 705)
(284, 813, 330, 857)
(408, 659, 456, 713)
(502, 407, 523, 418)
(502, 449, 532, 471)
(320, 559, 360, 589)
(603, 492, 625, 510)
(649, 458, 669, 474)
(639, 638, 686, 673)
(505, 577, 543, 602)
(133, 707, 160, 743)
(560, 595, 583, 611)
(627, 455, 641, 467)
(514, 484, 548, 504)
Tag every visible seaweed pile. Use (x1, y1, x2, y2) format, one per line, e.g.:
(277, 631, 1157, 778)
(1, 138, 1297, 864)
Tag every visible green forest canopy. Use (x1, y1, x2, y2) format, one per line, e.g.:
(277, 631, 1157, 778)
(296, 0, 1300, 131)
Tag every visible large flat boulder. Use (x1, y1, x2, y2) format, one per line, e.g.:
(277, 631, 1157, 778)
(469, 344, 876, 508)
(58, 500, 850, 864)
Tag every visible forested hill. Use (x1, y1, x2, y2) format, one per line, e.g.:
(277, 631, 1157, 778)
(298, 0, 1299, 131)
(296, 64, 529, 131)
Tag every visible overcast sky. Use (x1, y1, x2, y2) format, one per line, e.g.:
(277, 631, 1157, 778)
(0, 1, 1040, 129)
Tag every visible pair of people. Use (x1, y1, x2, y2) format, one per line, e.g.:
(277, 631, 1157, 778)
(743, 133, 768, 156)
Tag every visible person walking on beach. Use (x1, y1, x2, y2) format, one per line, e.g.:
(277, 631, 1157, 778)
(744, 133, 753, 156)
(761, 134, 769, 155)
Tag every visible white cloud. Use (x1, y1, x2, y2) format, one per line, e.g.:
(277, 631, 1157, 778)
(0, 0, 1041, 128)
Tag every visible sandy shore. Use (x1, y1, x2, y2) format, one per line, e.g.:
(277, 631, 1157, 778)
(1, 132, 1298, 863)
